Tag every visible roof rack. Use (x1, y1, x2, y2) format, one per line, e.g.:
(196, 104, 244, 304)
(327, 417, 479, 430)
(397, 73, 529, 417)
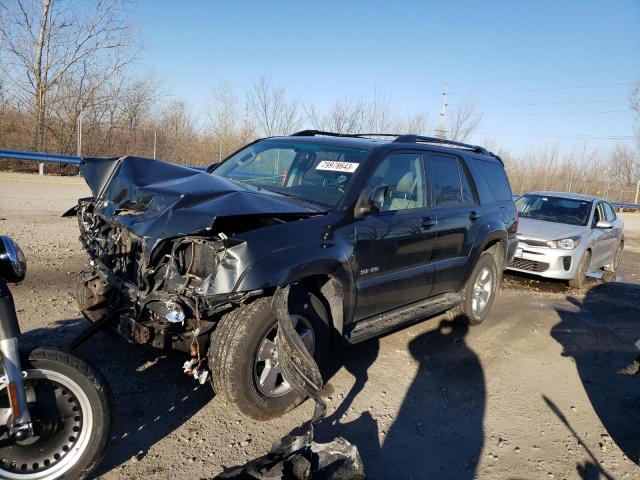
(393, 135, 488, 154)
(289, 130, 502, 163)
(291, 130, 401, 139)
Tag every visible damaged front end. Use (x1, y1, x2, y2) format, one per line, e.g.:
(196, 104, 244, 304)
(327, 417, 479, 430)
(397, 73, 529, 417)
(73, 155, 321, 378)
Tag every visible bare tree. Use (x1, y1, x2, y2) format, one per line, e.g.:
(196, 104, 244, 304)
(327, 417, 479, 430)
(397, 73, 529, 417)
(246, 77, 301, 136)
(1, 0, 135, 149)
(610, 143, 639, 187)
(446, 102, 482, 142)
(305, 97, 365, 133)
(207, 81, 255, 158)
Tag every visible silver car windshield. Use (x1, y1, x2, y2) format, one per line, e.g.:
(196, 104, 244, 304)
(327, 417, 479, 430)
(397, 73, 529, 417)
(516, 194, 593, 226)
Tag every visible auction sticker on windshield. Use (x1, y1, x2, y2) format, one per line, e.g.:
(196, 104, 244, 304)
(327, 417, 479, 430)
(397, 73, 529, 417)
(316, 161, 359, 173)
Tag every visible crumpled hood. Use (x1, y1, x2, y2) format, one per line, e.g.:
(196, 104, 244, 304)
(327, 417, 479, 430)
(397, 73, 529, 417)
(517, 217, 586, 241)
(80, 156, 323, 253)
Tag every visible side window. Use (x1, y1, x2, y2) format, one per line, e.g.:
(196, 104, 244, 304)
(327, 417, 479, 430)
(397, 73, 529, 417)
(603, 202, 616, 221)
(431, 155, 463, 207)
(366, 153, 426, 212)
(592, 203, 603, 226)
(475, 159, 513, 201)
(459, 163, 476, 205)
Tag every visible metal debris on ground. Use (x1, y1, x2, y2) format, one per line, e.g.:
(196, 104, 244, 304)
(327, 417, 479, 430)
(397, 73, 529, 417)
(215, 286, 365, 479)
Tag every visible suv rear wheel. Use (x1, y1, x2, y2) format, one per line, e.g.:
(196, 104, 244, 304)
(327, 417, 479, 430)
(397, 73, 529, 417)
(208, 290, 330, 419)
(449, 250, 499, 325)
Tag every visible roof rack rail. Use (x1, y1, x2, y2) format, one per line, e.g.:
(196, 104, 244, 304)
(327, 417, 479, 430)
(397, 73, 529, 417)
(290, 130, 401, 139)
(393, 135, 488, 154)
(289, 130, 502, 164)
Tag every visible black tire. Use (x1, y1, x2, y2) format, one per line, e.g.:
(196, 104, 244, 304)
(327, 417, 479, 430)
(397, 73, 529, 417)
(449, 250, 499, 326)
(208, 290, 330, 420)
(0, 348, 115, 480)
(568, 250, 591, 289)
(605, 241, 624, 273)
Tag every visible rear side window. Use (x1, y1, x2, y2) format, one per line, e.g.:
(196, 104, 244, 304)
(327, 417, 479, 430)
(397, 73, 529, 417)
(476, 160, 512, 201)
(430, 154, 475, 207)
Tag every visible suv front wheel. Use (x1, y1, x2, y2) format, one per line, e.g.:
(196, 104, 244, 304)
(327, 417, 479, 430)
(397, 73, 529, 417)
(449, 250, 500, 325)
(208, 290, 330, 419)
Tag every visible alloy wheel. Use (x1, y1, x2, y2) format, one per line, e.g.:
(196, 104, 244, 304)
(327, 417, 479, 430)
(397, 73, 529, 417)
(471, 266, 493, 318)
(253, 315, 315, 397)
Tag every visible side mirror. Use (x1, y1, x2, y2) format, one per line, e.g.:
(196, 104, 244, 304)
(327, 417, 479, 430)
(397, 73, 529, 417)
(595, 220, 613, 229)
(355, 185, 388, 218)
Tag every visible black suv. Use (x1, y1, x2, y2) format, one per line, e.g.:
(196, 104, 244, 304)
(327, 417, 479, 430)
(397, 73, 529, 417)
(74, 131, 518, 419)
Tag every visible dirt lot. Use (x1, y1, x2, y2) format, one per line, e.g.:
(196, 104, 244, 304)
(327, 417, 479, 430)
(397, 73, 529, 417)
(1, 172, 639, 480)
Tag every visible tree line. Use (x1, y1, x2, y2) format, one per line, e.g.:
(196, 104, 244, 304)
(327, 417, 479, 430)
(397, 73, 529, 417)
(1, 1, 639, 202)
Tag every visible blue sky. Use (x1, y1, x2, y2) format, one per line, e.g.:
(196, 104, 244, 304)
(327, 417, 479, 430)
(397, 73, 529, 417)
(132, 0, 640, 153)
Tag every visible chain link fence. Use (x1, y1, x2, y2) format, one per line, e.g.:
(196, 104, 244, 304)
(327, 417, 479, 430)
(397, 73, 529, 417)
(1, 114, 639, 205)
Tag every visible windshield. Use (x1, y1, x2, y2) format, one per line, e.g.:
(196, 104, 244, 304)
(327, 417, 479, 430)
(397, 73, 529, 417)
(210, 140, 369, 207)
(516, 194, 593, 226)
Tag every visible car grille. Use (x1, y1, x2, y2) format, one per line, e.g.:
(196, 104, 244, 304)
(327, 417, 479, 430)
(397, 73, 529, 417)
(562, 256, 572, 271)
(516, 237, 548, 247)
(510, 258, 550, 272)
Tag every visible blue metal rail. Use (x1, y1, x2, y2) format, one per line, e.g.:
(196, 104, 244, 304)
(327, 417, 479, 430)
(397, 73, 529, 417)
(0, 148, 81, 165)
(0, 148, 206, 171)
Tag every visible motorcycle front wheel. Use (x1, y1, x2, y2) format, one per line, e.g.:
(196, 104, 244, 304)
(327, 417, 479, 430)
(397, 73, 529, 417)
(0, 348, 115, 479)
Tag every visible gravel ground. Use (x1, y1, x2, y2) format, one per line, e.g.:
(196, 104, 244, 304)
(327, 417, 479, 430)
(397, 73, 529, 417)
(1, 172, 639, 480)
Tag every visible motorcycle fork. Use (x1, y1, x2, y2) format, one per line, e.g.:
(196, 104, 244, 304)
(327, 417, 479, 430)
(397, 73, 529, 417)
(0, 279, 32, 440)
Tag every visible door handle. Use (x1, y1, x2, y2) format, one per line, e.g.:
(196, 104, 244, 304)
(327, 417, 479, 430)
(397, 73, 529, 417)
(421, 217, 436, 228)
(469, 211, 480, 221)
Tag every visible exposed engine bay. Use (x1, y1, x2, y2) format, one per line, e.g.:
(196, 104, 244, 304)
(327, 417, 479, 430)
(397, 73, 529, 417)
(73, 155, 323, 380)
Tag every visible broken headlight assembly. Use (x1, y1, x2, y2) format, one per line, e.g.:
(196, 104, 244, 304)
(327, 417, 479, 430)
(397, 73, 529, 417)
(166, 237, 226, 295)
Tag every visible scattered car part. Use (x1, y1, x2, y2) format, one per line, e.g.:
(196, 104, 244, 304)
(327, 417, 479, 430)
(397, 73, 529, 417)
(214, 286, 364, 480)
(0, 235, 115, 479)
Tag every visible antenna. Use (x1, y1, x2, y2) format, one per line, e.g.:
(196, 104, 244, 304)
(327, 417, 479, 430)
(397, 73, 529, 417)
(435, 84, 448, 138)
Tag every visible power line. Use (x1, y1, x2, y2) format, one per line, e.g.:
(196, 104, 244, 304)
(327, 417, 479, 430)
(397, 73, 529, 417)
(396, 80, 637, 103)
(485, 109, 629, 116)
(475, 131, 636, 140)
(480, 81, 636, 95)
(460, 98, 627, 107)
(424, 66, 640, 91)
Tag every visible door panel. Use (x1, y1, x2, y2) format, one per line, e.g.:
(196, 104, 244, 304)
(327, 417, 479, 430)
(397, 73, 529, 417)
(353, 151, 435, 321)
(431, 206, 481, 294)
(354, 208, 436, 320)
(594, 202, 621, 267)
(427, 153, 480, 295)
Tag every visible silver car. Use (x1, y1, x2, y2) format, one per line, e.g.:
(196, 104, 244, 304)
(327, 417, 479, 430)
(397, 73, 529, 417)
(508, 191, 624, 288)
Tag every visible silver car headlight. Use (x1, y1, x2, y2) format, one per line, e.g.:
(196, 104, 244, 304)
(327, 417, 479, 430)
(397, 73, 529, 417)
(0, 235, 27, 282)
(546, 237, 581, 250)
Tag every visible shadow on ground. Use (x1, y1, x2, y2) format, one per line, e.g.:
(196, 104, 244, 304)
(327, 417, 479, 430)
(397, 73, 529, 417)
(21, 319, 212, 476)
(552, 281, 640, 477)
(316, 319, 485, 480)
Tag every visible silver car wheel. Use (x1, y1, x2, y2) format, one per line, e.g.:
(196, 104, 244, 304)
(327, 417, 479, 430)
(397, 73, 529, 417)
(254, 315, 315, 397)
(612, 243, 623, 270)
(471, 266, 493, 318)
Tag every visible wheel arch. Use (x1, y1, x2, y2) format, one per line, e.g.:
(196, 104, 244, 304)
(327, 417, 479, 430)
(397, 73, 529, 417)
(476, 231, 508, 270)
(289, 273, 347, 337)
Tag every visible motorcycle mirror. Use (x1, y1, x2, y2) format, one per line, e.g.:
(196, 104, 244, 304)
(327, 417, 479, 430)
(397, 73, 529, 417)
(0, 236, 27, 283)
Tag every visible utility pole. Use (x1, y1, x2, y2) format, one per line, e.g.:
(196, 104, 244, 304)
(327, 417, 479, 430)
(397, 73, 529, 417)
(635, 179, 640, 204)
(153, 129, 157, 159)
(77, 111, 83, 157)
(436, 84, 448, 138)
